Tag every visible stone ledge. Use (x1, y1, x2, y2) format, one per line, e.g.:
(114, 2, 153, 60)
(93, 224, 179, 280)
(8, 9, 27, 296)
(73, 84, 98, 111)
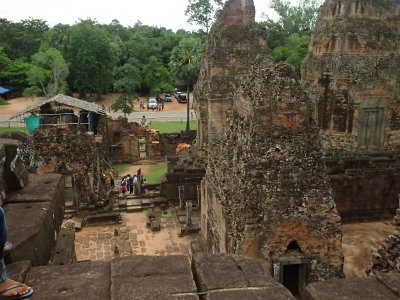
(304, 276, 400, 300)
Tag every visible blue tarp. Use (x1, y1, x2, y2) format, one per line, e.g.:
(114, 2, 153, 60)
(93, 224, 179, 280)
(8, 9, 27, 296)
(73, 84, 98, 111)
(0, 87, 10, 94)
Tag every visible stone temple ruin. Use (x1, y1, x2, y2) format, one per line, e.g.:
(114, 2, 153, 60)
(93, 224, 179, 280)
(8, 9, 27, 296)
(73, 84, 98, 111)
(302, 0, 400, 220)
(0, 0, 399, 299)
(194, 0, 343, 295)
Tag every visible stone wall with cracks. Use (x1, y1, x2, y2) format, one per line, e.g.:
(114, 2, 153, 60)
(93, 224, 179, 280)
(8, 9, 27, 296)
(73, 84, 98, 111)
(302, 0, 400, 152)
(32, 125, 108, 208)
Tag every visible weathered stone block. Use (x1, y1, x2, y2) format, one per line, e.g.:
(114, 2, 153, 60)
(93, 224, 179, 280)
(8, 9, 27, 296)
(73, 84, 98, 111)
(208, 287, 294, 300)
(49, 228, 76, 265)
(304, 277, 399, 300)
(111, 256, 197, 300)
(6, 260, 31, 283)
(5, 202, 57, 266)
(27, 261, 110, 299)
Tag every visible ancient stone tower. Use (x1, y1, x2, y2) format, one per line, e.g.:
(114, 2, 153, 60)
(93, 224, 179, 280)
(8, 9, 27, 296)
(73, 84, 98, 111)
(194, 0, 268, 149)
(302, 0, 400, 151)
(194, 0, 344, 295)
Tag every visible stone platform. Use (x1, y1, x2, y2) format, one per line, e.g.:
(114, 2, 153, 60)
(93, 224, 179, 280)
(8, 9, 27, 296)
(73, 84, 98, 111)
(10, 254, 294, 300)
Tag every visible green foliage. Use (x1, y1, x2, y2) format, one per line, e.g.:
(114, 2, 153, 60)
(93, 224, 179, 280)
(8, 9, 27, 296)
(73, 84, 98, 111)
(0, 47, 30, 88)
(0, 18, 49, 60)
(185, 0, 223, 33)
(148, 120, 197, 133)
(169, 37, 203, 88)
(272, 34, 310, 73)
(24, 48, 69, 97)
(114, 60, 141, 105)
(263, 0, 321, 72)
(66, 20, 117, 97)
(0, 99, 8, 105)
(41, 23, 71, 54)
(0, 17, 205, 97)
(111, 95, 134, 115)
(143, 56, 173, 95)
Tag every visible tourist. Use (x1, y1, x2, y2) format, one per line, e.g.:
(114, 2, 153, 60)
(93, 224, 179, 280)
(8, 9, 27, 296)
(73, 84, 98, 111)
(109, 170, 114, 188)
(142, 179, 148, 194)
(0, 208, 33, 299)
(121, 176, 127, 195)
(141, 116, 147, 127)
(132, 175, 138, 195)
(127, 174, 134, 194)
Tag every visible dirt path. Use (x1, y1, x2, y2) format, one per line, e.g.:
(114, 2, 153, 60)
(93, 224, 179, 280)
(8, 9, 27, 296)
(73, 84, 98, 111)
(0, 93, 191, 115)
(342, 220, 395, 278)
(117, 161, 152, 179)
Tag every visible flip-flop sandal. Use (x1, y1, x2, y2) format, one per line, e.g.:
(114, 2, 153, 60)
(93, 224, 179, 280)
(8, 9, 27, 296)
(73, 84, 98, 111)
(0, 284, 33, 300)
(3, 242, 13, 257)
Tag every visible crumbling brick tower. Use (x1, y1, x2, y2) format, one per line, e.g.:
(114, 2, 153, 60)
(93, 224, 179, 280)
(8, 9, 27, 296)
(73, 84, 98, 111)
(302, 0, 400, 151)
(193, 0, 269, 152)
(194, 0, 344, 294)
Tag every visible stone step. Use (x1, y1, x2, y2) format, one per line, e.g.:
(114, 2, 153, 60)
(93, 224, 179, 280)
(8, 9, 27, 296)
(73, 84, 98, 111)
(126, 199, 142, 206)
(126, 206, 143, 212)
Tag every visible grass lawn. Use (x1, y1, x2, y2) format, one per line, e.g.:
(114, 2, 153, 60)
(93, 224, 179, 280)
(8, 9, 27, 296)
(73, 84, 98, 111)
(145, 161, 167, 184)
(113, 163, 130, 175)
(148, 120, 197, 134)
(112, 161, 167, 184)
(0, 127, 26, 133)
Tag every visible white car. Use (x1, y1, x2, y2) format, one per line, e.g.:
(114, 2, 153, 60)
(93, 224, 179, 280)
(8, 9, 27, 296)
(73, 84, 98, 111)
(147, 97, 158, 109)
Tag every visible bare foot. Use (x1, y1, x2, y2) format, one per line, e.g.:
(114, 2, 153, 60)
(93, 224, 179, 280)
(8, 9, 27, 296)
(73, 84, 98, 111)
(3, 244, 11, 253)
(0, 278, 32, 297)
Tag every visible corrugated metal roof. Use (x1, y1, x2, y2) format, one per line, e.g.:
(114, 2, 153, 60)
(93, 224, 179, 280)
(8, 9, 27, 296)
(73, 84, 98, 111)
(10, 94, 107, 119)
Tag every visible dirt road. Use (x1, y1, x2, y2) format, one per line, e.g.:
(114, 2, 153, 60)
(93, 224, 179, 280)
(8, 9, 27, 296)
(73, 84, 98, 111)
(0, 93, 191, 115)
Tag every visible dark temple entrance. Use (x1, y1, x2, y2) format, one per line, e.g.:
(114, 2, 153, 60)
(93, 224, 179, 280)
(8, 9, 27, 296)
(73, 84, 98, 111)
(282, 263, 303, 296)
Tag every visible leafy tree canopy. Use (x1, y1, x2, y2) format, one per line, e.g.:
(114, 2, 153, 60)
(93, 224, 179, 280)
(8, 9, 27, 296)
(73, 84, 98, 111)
(0, 18, 48, 60)
(24, 48, 69, 98)
(185, 0, 223, 33)
(143, 56, 173, 95)
(271, 33, 310, 73)
(65, 19, 117, 97)
(263, 0, 321, 72)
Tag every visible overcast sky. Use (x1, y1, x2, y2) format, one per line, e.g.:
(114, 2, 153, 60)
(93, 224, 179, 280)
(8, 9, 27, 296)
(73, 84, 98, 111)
(0, 0, 280, 32)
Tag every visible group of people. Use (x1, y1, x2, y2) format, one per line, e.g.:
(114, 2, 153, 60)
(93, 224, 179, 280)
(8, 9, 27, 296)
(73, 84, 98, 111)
(119, 169, 148, 195)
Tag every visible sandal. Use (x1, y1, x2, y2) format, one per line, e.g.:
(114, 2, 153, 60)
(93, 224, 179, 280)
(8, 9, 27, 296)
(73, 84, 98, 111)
(0, 284, 33, 300)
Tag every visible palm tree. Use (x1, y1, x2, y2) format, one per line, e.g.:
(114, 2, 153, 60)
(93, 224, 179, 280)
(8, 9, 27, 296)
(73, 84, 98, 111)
(169, 37, 203, 133)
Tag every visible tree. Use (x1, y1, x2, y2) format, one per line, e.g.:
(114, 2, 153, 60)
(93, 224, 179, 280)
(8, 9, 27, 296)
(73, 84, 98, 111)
(112, 60, 142, 115)
(271, 34, 310, 73)
(66, 20, 117, 98)
(143, 56, 173, 95)
(41, 23, 71, 54)
(24, 48, 69, 98)
(0, 47, 30, 88)
(169, 37, 203, 133)
(0, 18, 49, 60)
(263, 0, 321, 72)
(185, 0, 223, 33)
